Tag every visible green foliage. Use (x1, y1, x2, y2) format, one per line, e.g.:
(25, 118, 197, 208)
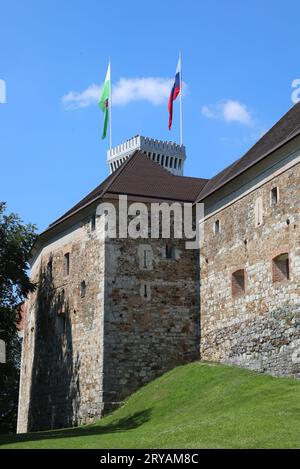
(1, 362, 300, 448)
(0, 202, 37, 434)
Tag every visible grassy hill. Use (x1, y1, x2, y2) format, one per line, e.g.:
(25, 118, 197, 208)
(1, 362, 300, 449)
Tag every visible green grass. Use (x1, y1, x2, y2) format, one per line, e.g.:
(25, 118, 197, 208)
(1, 362, 300, 449)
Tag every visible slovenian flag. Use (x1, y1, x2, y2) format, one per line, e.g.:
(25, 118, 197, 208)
(168, 57, 181, 130)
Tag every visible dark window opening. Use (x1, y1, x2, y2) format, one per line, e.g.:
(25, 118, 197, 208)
(143, 250, 147, 268)
(271, 187, 278, 206)
(91, 214, 96, 231)
(272, 253, 289, 283)
(80, 280, 86, 298)
(47, 259, 52, 280)
(166, 245, 176, 260)
(214, 220, 220, 234)
(57, 289, 65, 315)
(232, 269, 245, 298)
(64, 253, 70, 276)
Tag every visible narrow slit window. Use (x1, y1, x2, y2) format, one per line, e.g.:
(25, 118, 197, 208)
(214, 220, 220, 235)
(272, 253, 289, 283)
(232, 269, 245, 298)
(80, 281, 86, 298)
(143, 250, 147, 269)
(91, 214, 96, 231)
(271, 187, 278, 206)
(166, 245, 176, 260)
(47, 259, 53, 280)
(64, 253, 70, 276)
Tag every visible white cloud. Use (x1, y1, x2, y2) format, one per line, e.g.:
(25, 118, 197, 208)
(62, 77, 186, 109)
(201, 100, 253, 126)
(62, 84, 100, 109)
(113, 77, 173, 106)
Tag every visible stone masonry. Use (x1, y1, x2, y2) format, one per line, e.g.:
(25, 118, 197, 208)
(200, 147, 300, 376)
(17, 201, 199, 432)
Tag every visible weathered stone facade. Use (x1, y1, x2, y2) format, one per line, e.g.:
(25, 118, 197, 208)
(17, 202, 199, 432)
(17, 215, 106, 432)
(200, 139, 300, 377)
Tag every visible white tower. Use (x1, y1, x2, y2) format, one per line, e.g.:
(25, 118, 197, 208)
(107, 135, 186, 176)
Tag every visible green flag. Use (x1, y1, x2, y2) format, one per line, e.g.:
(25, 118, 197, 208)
(99, 62, 111, 139)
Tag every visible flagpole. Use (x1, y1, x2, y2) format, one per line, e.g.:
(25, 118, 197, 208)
(179, 51, 183, 145)
(109, 57, 112, 150)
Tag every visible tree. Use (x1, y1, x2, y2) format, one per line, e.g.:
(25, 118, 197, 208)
(0, 202, 36, 433)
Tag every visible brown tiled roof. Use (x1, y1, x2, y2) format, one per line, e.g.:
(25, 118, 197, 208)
(48, 102, 300, 231)
(49, 151, 208, 229)
(197, 102, 300, 201)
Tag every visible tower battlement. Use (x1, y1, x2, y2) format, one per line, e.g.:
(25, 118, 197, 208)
(107, 135, 186, 176)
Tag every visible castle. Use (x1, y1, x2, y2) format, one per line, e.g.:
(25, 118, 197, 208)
(17, 102, 300, 433)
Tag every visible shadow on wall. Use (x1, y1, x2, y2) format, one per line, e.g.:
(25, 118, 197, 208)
(7, 409, 152, 445)
(27, 258, 81, 431)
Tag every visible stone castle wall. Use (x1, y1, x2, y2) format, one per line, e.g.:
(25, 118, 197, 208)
(102, 234, 200, 409)
(200, 160, 300, 376)
(17, 216, 106, 433)
(18, 202, 200, 432)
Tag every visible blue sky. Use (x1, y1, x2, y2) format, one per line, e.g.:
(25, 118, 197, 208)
(1, 0, 300, 231)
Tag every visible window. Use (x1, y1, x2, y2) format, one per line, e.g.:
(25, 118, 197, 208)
(57, 289, 65, 315)
(91, 214, 96, 231)
(272, 253, 289, 283)
(170, 157, 173, 168)
(161, 155, 165, 166)
(80, 281, 86, 298)
(140, 282, 151, 301)
(232, 269, 245, 298)
(165, 156, 169, 167)
(64, 253, 70, 276)
(271, 187, 279, 206)
(138, 245, 153, 270)
(178, 159, 182, 170)
(166, 245, 176, 260)
(47, 259, 52, 280)
(214, 220, 220, 235)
